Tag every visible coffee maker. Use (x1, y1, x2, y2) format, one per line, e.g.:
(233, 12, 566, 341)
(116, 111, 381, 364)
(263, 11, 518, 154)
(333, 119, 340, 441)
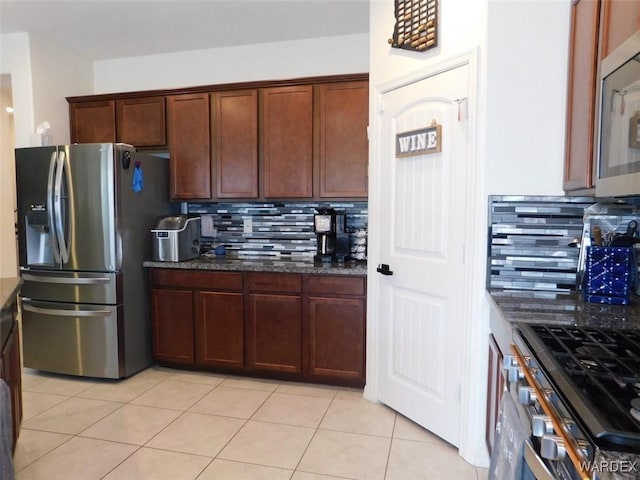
(314, 208, 350, 263)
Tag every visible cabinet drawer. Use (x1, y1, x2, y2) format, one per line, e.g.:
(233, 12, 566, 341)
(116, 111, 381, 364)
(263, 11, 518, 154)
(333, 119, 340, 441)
(307, 275, 365, 296)
(247, 273, 302, 293)
(151, 269, 242, 290)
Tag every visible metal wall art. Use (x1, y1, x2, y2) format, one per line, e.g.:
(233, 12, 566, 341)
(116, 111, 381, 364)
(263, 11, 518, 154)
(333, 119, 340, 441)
(388, 0, 438, 52)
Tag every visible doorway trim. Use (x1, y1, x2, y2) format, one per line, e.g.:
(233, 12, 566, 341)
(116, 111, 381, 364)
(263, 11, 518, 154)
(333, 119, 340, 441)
(365, 48, 488, 466)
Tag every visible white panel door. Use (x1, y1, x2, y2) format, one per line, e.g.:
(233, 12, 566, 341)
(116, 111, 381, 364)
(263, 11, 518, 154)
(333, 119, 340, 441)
(377, 63, 470, 446)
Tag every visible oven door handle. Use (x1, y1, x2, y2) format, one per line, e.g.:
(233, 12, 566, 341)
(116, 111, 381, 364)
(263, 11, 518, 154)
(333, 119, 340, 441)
(523, 440, 555, 480)
(511, 344, 592, 480)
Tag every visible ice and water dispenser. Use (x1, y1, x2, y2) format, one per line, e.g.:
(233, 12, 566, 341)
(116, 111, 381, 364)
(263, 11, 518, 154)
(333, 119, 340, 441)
(24, 205, 56, 266)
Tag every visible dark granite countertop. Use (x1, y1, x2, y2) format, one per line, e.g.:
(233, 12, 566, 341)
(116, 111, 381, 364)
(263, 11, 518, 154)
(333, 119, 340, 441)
(143, 255, 368, 276)
(0, 277, 21, 350)
(0, 277, 21, 311)
(488, 288, 640, 330)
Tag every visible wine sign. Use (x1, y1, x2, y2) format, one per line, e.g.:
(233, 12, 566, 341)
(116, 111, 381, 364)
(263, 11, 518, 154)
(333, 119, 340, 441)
(395, 122, 442, 157)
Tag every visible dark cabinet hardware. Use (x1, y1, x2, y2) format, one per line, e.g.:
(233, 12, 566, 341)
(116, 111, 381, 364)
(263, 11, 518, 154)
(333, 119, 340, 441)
(376, 264, 393, 276)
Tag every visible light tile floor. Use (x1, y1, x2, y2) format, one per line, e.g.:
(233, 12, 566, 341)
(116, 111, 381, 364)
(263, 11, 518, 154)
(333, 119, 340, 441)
(14, 366, 489, 480)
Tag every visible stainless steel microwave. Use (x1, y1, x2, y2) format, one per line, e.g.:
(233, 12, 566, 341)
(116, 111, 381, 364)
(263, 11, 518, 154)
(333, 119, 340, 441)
(597, 30, 640, 197)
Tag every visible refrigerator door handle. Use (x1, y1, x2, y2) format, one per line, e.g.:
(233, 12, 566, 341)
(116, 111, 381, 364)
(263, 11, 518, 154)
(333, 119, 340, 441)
(47, 151, 61, 264)
(21, 273, 111, 285)
(54, 150, 69, 263)
(22, 303, 112, 317)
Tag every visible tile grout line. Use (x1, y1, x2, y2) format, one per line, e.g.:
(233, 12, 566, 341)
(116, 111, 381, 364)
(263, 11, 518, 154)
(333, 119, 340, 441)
(382, 414, 399, 480)
(17, 369, 386, 480)
(95, 371, 223, 480)
(191, 376, 281, 479)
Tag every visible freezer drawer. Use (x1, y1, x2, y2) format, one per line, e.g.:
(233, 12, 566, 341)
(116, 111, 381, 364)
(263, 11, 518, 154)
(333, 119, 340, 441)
(20, 270, 119, 305)
(21, 299, 123, 378)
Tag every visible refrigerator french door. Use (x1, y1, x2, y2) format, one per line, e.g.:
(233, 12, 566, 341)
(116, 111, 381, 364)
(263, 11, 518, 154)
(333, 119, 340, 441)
(15, 143, 169, 378)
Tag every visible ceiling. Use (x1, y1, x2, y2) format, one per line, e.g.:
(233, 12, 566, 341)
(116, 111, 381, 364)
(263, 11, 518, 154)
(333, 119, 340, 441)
(0, 0, 370, 61)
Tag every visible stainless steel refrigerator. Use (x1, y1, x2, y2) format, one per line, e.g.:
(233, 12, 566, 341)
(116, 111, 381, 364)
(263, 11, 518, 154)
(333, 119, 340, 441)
(15, 143, 170, 379)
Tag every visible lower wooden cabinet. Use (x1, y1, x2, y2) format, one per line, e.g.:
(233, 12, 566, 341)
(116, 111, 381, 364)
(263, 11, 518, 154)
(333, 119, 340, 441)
(196, 291, 244, 368)
(486, 334, 505, 455)
(247, 272, 303, 374)
(151, 289, 194, 363)
(248, 293, 302, 373)
(1, 296, 22, 453)
(151, 270, 244, 367)
(150, 269, 366, 386)
(308, 296, 365, 379)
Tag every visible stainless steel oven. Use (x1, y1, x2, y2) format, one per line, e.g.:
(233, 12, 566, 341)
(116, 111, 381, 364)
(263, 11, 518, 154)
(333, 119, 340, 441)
(505, 337, 593, 480)
(498, 323, 640, 480)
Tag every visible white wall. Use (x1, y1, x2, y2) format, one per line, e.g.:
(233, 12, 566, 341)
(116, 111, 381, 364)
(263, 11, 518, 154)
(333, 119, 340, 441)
(0, 33, 35, 149)
(0, 32, 93, 277)
(93, 34, 369, 93)
(369, 0, 483, 86)
(484, 0, 570, 195)
(0, 33, 33, 278)
(29, 34, 94, 145)
(367, 0, 572, 469)
(0, 81, 17, 277)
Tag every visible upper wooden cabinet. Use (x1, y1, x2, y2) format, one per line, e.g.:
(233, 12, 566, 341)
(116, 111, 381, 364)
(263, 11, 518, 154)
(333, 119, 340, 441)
(601, 0, 640, 58)
(69, 100, 116, 144)
(68, 74, 369, 201)
(564, 0, 601, 191)
(211, 90, 259, 199)
(167, 93, 212, 200)
(564, 0, 640, 192)
(316, 81, 369, 198)
(261, 85, 314, 199)
(69, 97, 166, 147)
(116, 97, 166, 147)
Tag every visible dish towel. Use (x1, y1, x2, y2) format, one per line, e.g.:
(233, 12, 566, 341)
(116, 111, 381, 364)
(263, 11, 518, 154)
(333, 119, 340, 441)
(0, 379, 15, 480)
(488, 393, 528, 480)
(132, 163, 144, 193)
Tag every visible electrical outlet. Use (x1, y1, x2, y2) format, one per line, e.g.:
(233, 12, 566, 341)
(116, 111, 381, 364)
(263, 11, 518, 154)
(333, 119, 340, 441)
(243, 218, 253, 234)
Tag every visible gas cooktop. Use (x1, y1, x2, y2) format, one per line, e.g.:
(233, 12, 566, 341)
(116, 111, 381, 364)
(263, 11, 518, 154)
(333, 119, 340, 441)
(518, 324, 640, 452)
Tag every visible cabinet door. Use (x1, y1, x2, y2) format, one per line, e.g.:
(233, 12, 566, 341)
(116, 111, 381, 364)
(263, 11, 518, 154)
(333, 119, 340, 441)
(486, 334, 505, 455)
(1, 319, 22, 453)
(116, 97, 166, 147)
(167, 94, 211, 199)
(211, 90, 259, 199)
(69, 100, 116, 143)
(151, 289, 194, 363)
(248, 293, 302, 373)
(601, 0, 640, 59)
(261, 85, 313, 198)
(317, 81, 369, 198)
(195, 291, 244, 368)
(308, 296, 365, 380)
(564, 0, 600, 191)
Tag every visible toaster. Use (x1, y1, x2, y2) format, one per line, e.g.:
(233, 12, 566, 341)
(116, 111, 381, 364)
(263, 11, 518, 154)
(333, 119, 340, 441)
(151, 215, 201, 262)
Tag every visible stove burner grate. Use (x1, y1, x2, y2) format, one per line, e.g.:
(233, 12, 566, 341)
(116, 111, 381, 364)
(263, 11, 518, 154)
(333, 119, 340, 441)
(520, 324, 640, 450)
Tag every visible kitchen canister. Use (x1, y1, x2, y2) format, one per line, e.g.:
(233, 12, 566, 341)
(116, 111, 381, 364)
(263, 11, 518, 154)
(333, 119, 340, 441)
(583, 246, 636, 305)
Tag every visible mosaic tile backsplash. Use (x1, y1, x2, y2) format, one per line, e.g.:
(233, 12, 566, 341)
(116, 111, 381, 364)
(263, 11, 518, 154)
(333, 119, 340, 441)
(187, 201, 368, 259)
(488, 195, 594, 292)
